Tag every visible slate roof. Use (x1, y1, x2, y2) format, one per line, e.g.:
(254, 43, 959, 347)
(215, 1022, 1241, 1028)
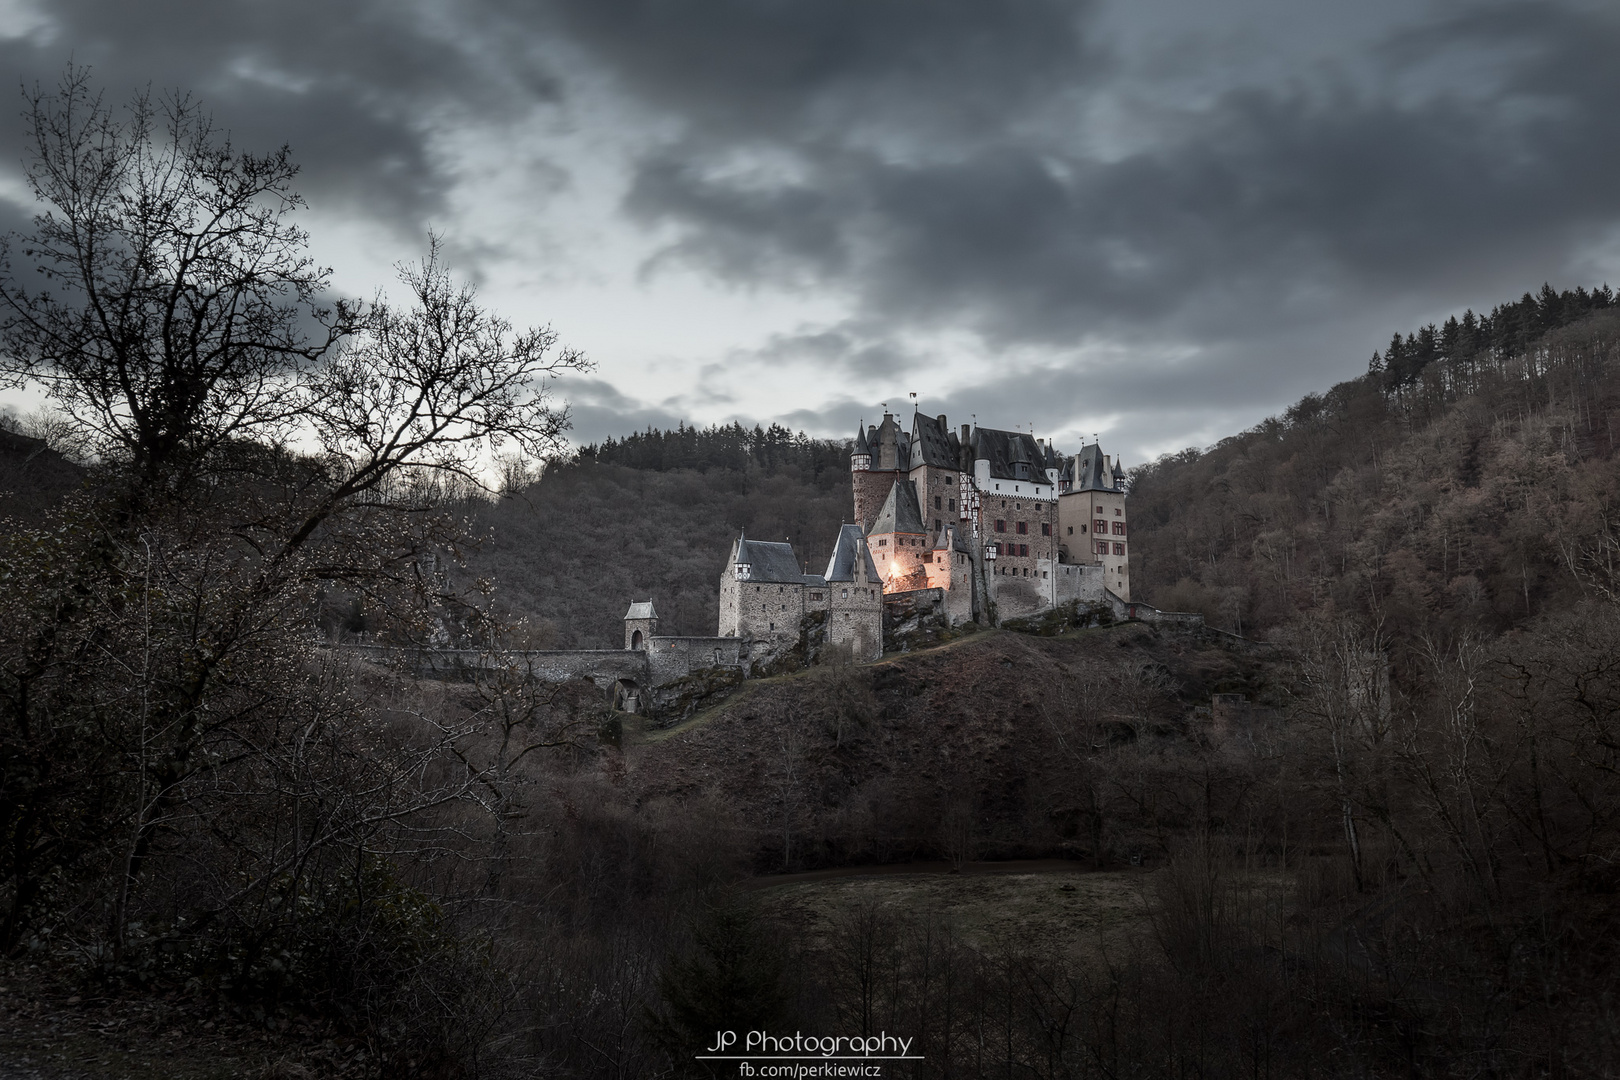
(972, 426, 1052, 484)
(853, 422, 871, 457)
(623, 601, 657, 621)
(910, 412, 961, 469)
(824, 524, 882, 582)
(733, 534, 808, 583)
(867, 413, 912, 471)
(933, 522, 972, 554)
(1071, 443, 1117, 492)
(869, 479, 927, 535)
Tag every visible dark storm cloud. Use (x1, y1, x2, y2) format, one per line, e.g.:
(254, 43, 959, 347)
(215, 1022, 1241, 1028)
(600, 2, 1620, 352)
(0, 0, 558, 229)
(542, 0, 1099, 140)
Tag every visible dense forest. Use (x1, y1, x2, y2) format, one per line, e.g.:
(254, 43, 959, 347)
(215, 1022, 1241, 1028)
(464, 457, 852, 646)
(1129, 283, 1620, 638)
(454, 423, 853, 646)
(575, 420, 850, 478)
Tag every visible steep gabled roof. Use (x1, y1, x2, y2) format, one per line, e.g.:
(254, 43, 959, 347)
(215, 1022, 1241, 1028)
(1071, 443, 1116, 492)
(853, 422, 871, 457)
(824, 524, 881, 582)
(733, 535, 807, 583)
(623, 601, 657, 621)
(933, 521, 972, 554)
(910, 412, 960, 470)
(972, 426, 1051, 484)
(869, 479, 927, 535)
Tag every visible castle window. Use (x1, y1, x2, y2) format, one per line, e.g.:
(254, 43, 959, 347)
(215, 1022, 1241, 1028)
(1043, 571, 1048, 578)
(878, 538, 887, 546)
(1042, 523, 1051, 536)
(1067, 525, 1073, 535)
(1095, 519, 1107, 533)
(1096, 505, 1104, 514)
(1096, 541, 1108, 555)
(1020, 544, 1029, 556)
(922, 552, 932, 563)
(1017, 521, 1027, 534)
(995, 519, 1005, 532)
(1113, 522, 1125, 535)
(811, 592, 823, 600)
(842, 589, 849, 598)
(1116, 508, 1122, 516)
(1001, 500, 1006, 508)
(948, 498, 955, 511)
(1114, 543, 1125, 556)
(934, 495, 941, 510)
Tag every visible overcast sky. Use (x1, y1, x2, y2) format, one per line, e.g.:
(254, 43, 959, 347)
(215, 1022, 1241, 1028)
(2, 0, 1618, 466)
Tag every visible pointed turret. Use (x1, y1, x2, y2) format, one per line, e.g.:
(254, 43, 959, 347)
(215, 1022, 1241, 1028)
(851, 420, 872, 473)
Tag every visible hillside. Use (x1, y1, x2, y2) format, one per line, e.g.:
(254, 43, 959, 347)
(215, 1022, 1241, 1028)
(621, 623, 1282, 870)
(1128, 287, 1620, 638)
(464, 456, 852, 647)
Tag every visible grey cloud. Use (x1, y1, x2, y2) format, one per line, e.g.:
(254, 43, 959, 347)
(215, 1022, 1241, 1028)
(541, 0, 1098, 142)
(613, 2, 1620, 364)
(0, 0, 560, 234)
(552, 376, 687, 446)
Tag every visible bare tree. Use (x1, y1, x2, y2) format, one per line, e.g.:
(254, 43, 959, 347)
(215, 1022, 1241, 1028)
(0, 67, 358, 486)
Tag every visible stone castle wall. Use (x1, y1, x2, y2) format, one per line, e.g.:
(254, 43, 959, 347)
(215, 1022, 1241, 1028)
(852, 467, 905, 530)
(724, 576, 808, 647)
(826, 579, 882, 661)
(646, 635, 749, 684)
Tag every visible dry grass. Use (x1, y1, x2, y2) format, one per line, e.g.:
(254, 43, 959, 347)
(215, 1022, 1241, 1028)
(755, 867, 1157, 963)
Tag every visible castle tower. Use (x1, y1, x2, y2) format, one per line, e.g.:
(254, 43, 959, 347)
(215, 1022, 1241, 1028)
(851, 413, 909, 531)
(623, 600, 658, 650)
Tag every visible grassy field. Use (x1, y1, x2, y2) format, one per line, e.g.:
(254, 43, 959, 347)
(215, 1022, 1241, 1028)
(755, 865, 1160, 963)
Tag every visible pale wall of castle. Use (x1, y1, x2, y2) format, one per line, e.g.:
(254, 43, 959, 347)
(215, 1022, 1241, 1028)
(1058, 487, 1130, 601)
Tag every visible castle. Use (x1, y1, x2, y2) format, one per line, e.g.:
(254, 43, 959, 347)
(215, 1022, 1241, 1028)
(354, 408, 1141, 718)
(702, 409, 1132, 662)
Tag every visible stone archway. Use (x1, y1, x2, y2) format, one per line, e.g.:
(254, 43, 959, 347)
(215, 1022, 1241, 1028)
(631, 629, 644, 650)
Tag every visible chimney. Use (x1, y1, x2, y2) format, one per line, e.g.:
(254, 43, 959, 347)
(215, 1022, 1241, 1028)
(937, 413, 948, 428)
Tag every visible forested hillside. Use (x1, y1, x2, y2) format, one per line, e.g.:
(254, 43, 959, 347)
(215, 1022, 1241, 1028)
(1129, 284, 1620, 638)
(464, 425, 852, 646)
